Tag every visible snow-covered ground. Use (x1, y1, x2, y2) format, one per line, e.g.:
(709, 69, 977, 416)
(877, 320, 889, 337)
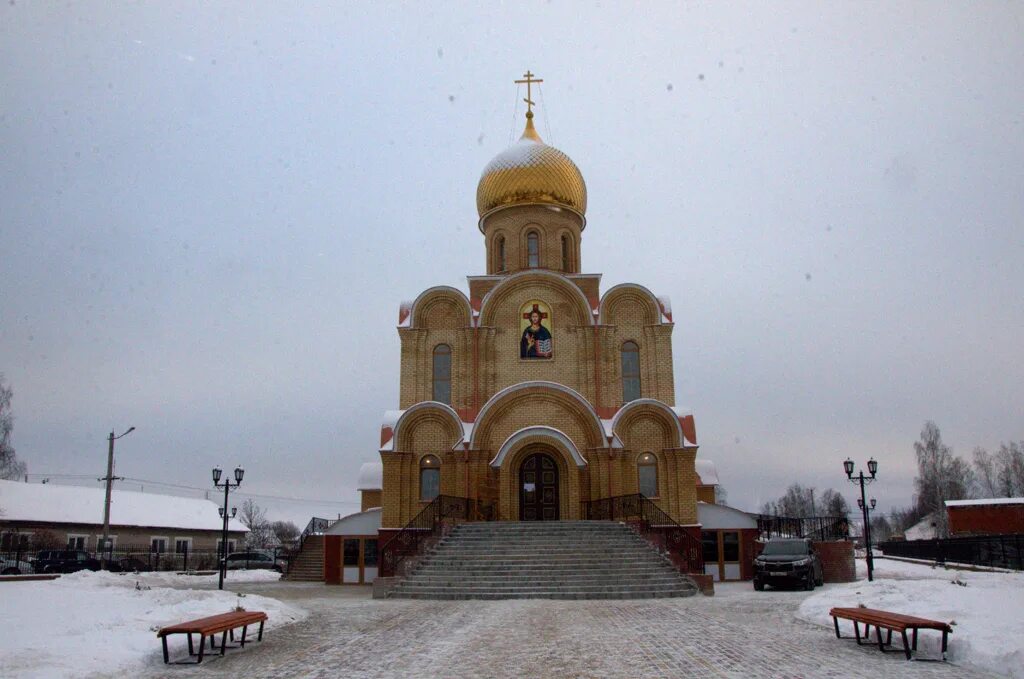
(797, 557, 1024, 678)
(0, 570, 306, 679)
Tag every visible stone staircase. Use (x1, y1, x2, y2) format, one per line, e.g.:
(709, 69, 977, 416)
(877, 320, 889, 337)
(284, 535, 324, 582)
(387, 520, 700, 600)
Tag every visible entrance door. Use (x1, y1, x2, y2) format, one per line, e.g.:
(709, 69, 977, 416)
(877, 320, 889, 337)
(519, 452, 559, 520)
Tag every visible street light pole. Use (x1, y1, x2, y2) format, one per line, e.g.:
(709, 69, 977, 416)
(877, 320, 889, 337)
(844, 457, 879, 582)
(99, 426, 135, 570)
(212, 466, 244, 590)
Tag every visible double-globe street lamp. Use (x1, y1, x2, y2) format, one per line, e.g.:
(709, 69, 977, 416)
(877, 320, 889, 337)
(212, 466, 244, 590)
(844, 457, 879, 581)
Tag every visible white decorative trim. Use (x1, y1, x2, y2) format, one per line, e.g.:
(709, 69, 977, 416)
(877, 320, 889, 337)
(610, 398, 687, 448)
(470, 381, 606, 449)
(478, 270, 594, 326)
(490, 426, 588, 469)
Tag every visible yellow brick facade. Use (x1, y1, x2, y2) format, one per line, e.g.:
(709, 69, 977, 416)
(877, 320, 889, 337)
(377, 117, 705, 530)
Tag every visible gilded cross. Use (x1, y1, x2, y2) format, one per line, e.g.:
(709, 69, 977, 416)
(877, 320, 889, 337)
(522, 304, 548, 323)
(514, 70, 544, 115)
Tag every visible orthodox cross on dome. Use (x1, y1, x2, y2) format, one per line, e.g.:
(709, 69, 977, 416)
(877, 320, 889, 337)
(515, 70, 544, 117)
(522, 303, 548, 322)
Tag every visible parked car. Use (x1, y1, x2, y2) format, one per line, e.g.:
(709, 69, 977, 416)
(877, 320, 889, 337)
(224, 551, 285, 572)
(752, 538, 824, 591)
(1, 557, 34, 575)
(32, 550, 101, 574)
(109, 556, 153, 573)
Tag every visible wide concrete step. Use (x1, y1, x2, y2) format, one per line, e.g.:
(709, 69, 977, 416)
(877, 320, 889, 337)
(402, 576, 685, 587)
(390, 589, 694, 600)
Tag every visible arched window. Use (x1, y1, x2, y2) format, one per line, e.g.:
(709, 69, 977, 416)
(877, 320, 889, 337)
(561, 234, 570, 271)
(432, 344, 451, 405)
(638, 453, 658, 498)
(621, 341, 641, 402)
(498, 236, 507, 271)
(527, 231, 539, 268)
(420, 455, 441, 502)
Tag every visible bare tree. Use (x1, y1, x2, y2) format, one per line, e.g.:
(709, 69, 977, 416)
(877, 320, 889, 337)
(913, 421, 973, 537)
(973, 447, 999, 498)
(714, 485, 728, 506)
(239, 498, 276, 549)
(870, 514, 894, 543)
(271, 520, 300, 547)
(762, 484, 850, 518)
(995, 442, 1024, 497)
(0, 375, 27, 481)
(820, 488, 851, 519)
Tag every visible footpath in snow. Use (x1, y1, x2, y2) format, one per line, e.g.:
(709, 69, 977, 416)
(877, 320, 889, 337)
(797, 557, 1024, 678)
(0, 570, 306, 679)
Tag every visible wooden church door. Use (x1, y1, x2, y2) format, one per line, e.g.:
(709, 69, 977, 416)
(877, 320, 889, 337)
(519, 452, 559, 520)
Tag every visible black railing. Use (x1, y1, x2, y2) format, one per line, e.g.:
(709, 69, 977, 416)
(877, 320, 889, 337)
(0, 542, 288, 573)
(581, 494, 704, 574)
(379, 495, 491, 577)
(757, 515, 850, 542)
(879, 534, 1024, 571)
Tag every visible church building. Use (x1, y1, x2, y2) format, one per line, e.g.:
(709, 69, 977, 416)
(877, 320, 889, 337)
(372, 73, 715, 548)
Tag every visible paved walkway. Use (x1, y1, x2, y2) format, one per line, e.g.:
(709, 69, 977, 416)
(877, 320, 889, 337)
(145, 582, 992, 679)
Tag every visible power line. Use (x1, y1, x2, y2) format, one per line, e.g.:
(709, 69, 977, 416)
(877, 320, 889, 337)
(23, 474, 361, 506)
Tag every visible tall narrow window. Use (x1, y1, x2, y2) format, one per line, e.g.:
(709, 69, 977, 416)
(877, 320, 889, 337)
(498, 236, 506, 271)
(420, 455, 440, 502)
(638, 453, 658, 498)
(621, 341, 641, 402)
(432, 344, 451, 405)
(561, 235, 570, 271)
(527, 231, 539, 267)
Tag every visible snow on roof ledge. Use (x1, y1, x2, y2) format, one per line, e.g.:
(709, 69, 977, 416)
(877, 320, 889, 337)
(695, 459, 719, 486)
(0, 479, 247, 532)
(945, 497, 1024, 507)
(357, 462, 383, 491)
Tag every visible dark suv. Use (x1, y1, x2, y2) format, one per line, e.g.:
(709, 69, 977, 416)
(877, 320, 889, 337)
(224, 551, 285, 572)
(32, 550, 101, 574)
(753, 538, 824, 591)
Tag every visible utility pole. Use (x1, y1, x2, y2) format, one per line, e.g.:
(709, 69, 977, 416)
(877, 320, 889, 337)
(99, 427, 134, 570)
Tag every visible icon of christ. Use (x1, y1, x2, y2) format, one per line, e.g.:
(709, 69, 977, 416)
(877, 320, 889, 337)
(520, 302, 553, 359)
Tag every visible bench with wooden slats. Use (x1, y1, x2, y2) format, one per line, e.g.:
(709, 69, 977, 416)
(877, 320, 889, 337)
(157, 610, 268, 664)
(830, 607, 952, 661)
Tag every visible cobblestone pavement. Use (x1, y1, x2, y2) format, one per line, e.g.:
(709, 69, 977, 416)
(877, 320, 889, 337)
(142, 582, 994, 679)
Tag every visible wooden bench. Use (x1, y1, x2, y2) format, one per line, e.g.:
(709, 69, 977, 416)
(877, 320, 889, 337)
(157, 611, 268, 664)
(830, 607, 952, 661)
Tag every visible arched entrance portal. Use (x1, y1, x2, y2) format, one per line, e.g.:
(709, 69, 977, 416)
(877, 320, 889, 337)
(519, 452, 560, 520)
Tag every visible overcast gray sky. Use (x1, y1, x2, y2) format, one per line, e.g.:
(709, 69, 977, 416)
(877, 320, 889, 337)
(2, 2, 1022, 525)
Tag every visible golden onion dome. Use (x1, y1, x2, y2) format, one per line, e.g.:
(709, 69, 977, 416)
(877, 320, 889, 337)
(476, 114, 587, 221)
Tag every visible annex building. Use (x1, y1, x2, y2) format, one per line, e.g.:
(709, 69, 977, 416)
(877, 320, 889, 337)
(373, 77, 716, 544)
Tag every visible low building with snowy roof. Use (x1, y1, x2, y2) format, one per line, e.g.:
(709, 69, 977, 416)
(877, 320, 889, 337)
(0, 479, 247, 555)
(945, 497, 1024, 536)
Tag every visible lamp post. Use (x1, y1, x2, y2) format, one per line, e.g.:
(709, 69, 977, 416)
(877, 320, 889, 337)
(844, 457, 879, 581)
(99, 426, 135, 571)
(212, 466, 244, 590)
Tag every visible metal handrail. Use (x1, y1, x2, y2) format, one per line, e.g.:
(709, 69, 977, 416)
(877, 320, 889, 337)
(379, 495, 491, 577)
(580, 493, 704, 574)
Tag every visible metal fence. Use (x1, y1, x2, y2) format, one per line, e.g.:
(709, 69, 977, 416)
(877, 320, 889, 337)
(879, 534, 1024, 571)
(2, 542, 288, 573)
(757, 515, 850, 542)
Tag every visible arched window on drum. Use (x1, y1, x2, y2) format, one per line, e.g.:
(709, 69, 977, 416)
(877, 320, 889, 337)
(497, 236, 507, 272)
(638, 453, 658, 498)
(621, 341, 641, 403)
(420, 455, 441, 502)
(432, 344, 451, 405)
(527, 231, 540, 268)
